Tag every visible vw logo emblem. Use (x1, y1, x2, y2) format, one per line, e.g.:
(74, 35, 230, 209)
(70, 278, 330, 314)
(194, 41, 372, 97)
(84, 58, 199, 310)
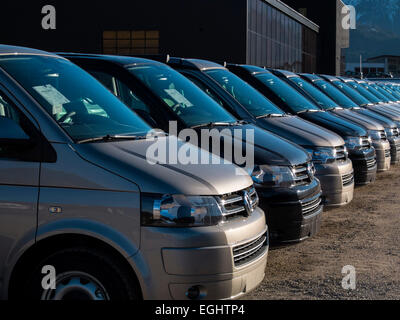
(307, 163, 315, 180)
(243, 190, 253, 216)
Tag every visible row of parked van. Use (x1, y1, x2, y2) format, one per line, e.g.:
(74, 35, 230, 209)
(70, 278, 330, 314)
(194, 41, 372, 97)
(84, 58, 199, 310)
(1, 45, 400, 301)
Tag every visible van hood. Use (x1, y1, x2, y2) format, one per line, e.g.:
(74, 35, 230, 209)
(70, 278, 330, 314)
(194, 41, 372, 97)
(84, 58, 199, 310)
(255, 115, 344, 148)
(330, 109, 385, 131)
(368, 105, 400, 121)
(300, 112, 368, 137)
(356, 109, 397, 128)
(73, 136, 253, 196)
(224, 124, 310, 166)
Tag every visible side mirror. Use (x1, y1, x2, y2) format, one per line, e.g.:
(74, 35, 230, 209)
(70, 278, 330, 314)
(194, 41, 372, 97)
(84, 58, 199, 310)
(0, 117, 30, 143)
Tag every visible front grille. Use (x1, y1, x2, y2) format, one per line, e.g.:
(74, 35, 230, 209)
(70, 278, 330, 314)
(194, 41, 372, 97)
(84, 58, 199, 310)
(301, 194, 322, 217)
(292, 163, 312, 186)
(218, 186, 259, 219)
(366, 158, 377, 170)
(393, 128, 399, 137)
(233, 233, 268, 267)
(385, 149, 391, 158)
(335, 146, 347, 161)
(360, 136, 371, 150)
(379, 130, 387, 141)
(342, 171, 354, 187)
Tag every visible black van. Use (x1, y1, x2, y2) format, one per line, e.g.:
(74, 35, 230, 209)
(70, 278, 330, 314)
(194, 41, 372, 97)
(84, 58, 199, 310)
(62, 53, 323, 244)
(226, 64, 377, 185)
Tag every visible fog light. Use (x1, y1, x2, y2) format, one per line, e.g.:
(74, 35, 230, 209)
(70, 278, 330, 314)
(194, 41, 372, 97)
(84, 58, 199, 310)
(186, 285, 207, 300)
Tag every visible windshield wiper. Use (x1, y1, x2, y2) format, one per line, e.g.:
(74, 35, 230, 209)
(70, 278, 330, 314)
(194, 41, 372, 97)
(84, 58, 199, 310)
(77, 134, 148, 144)
(296, 109, 319, 114)
(327, 107, 344, 111)
(190, 121, 241, 129)
(256, 113, 284, 119)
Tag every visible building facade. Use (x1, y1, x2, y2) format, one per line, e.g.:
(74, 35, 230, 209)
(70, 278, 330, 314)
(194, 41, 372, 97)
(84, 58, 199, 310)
(2, 0, 322, 73)
(247, 0, 318, 72)
(346, 62, 385, 75)
(367, 56, 400, 77)
(282, 0, 349, 75)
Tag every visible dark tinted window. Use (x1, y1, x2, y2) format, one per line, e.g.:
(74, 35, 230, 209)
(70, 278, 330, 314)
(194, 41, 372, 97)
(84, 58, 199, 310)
(331, 81, 372, 105)
(368, 84, 398, 101)
(361, 84, 389, 102)
(205, 69, 285, 117)
(382, 86, 400, 99)
(345, 82, 381, 103)
(0, 55, 151, 142)
(313, 80, 359, 108)
(254, 72, 320, 113)
(128, 64, 236, 127)
(289, 77, 338, 110)
(0, 92, 40, 161)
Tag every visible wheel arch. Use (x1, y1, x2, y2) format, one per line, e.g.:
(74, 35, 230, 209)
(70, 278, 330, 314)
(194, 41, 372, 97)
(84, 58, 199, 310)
(7, 233, 143, 300)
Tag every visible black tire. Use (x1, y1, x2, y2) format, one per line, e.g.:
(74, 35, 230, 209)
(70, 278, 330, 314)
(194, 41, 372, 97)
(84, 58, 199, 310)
(22, 247, 140, 300)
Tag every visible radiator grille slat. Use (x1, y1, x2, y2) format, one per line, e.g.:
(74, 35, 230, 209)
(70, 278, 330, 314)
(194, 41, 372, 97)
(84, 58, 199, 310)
(342, 171, 354, 187)
(233, 233, 268, 267)
(301, 194, 323, 217)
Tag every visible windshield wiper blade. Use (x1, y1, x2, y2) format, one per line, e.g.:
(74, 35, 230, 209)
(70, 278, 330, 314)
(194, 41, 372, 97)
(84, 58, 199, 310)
(190, 121, 238, 129)
(296, 109, 319, 114)
(256, 113, 284, 119)
(77, 134, 147, 144)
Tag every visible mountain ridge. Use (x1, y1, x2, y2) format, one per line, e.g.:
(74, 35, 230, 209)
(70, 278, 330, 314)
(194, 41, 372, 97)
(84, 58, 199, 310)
(343, 0, 400, 62)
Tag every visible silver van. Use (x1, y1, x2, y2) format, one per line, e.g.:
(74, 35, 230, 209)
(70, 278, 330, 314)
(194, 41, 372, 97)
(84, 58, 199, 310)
(0, 45, 268, 300)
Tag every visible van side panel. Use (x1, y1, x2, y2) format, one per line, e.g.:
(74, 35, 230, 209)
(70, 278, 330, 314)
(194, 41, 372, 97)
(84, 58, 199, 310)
(37, 188, 141, 256)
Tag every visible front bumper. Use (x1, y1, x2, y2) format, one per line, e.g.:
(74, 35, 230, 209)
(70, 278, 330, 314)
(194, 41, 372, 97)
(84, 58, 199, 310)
(131, 207, 268, 300)
(256, 178, 323, 244)
(372, 140, 391, 172)
(349, 147, 377, 185)
(389, 136, 400, 164)
(315, 158, 354, 208)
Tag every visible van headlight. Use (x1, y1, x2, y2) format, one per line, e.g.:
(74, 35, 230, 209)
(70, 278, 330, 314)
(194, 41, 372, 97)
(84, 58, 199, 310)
(368, 130, 384, 141)
(345, 136, 364, 150)
(251, 165, 295, 188)
(305, 147, 337, 164)
(141, 194, 223, 227)
(385, 128, 394, 137)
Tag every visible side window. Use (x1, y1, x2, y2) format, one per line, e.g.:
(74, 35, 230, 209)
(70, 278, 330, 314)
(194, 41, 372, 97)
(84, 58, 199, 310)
(184, 74, 225, 107)
(89, 70, 118, 95)
(89, 70, 151, 113)
(115, 79, 151, 113)
(88, 69, 160, 128)
(0, 92, 39, 161)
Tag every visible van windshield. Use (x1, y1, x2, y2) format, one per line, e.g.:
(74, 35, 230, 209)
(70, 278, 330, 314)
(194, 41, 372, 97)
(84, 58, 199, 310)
(345, 81, 382, 104)
(254, 73, 320, 113)
(330, 81, 372, 105)
(368, 83, 398, 102)
(128, 64, 236, 127)
(312, 80, 359, 108)
(381, 85, 400, 100)
(289, 77, 338, 110)
(361, 84, 390, 102)
(0, 55, 151, 142)
(204, 68, 285, 117)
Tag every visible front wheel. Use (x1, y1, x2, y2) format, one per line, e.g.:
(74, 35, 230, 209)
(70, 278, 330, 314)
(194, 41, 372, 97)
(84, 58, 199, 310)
(22, 247, 140, 301)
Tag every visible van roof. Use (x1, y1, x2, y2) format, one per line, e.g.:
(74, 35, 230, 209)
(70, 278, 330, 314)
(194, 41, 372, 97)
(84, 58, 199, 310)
(59, 52, 164, 67)
(0, 44, 59, 57)
(167, 58, 225, 71)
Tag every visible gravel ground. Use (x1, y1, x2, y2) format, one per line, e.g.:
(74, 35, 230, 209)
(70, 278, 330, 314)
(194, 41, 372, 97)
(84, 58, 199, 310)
(244, 167, 400, 300)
